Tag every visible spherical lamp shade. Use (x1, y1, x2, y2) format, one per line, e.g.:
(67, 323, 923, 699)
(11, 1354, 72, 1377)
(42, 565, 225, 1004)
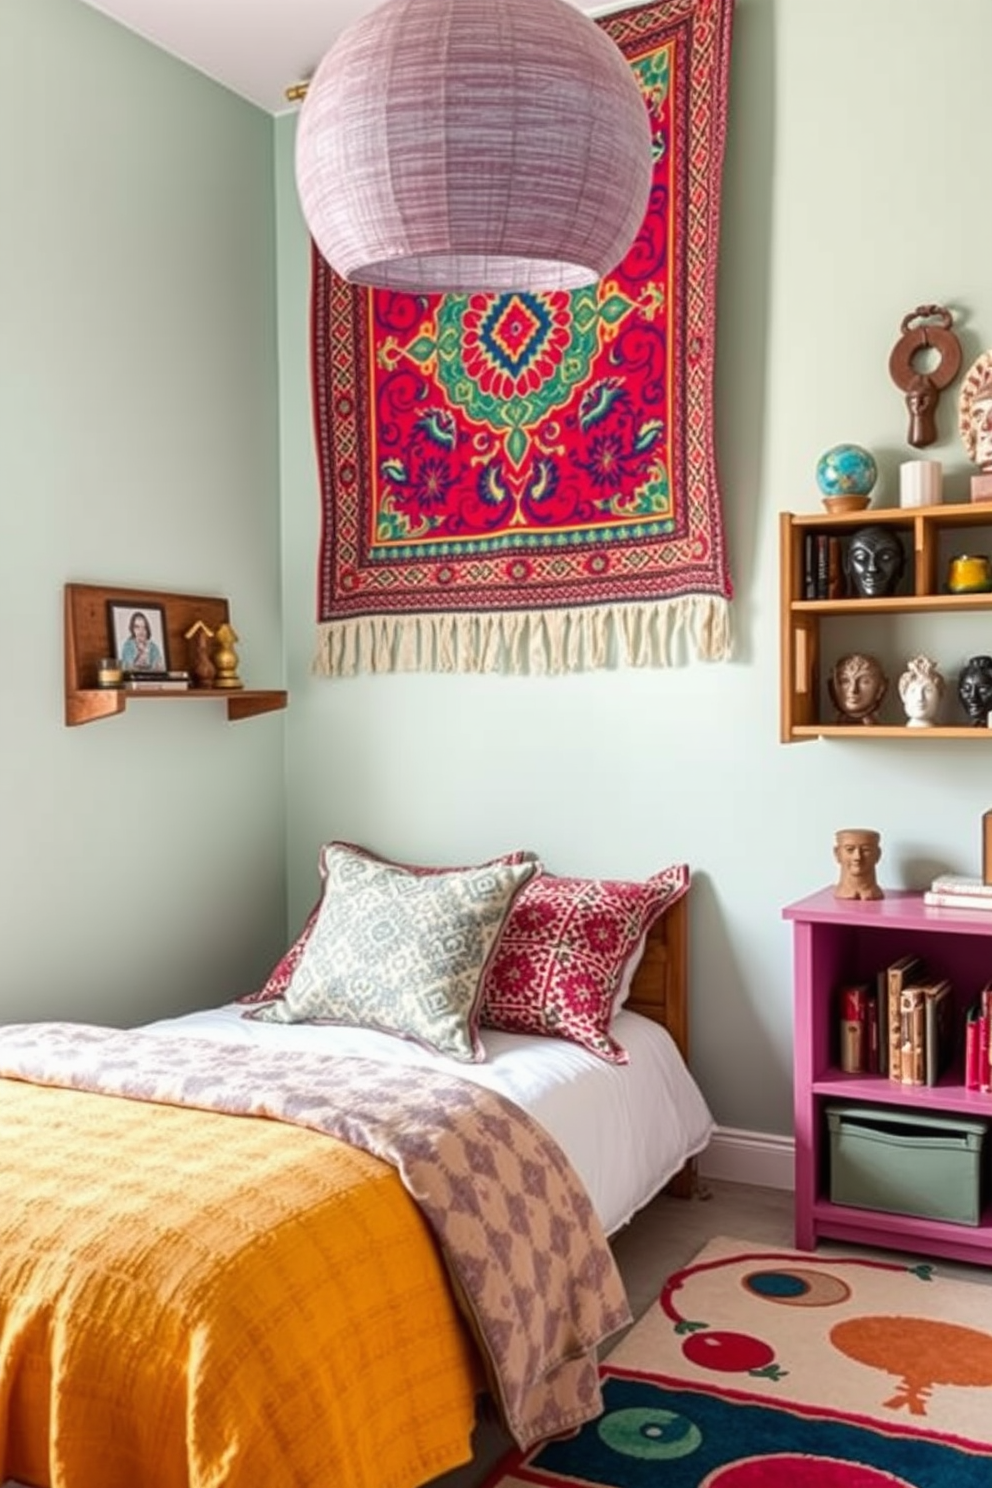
(295, 0, 653, 293)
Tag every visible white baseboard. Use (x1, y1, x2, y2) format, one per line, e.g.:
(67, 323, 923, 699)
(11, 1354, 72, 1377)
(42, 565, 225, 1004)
(697, 1126, 795, 1192)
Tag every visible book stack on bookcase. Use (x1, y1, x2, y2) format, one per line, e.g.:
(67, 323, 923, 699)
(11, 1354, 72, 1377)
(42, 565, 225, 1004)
(801, 532, 846, 599)
(123, 670, 191, 692)
(837, 955, 956, 1088)
(923, 875, 992, 912)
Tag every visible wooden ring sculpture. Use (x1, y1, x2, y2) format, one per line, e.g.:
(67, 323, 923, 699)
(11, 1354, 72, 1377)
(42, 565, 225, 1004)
(888, 304, 962, 448)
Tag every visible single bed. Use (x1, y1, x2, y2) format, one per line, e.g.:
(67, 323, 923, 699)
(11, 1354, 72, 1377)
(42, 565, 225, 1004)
(0, 864, 711, 1488)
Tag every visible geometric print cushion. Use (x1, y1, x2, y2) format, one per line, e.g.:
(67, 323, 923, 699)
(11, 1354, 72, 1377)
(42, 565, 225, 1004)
(239, 842, 538, 1008)
(250, 842, 538, 1061)
(480, 864, 690, 1063)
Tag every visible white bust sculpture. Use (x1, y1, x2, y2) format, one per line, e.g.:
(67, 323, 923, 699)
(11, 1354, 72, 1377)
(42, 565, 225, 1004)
(898, 654, 944, 728)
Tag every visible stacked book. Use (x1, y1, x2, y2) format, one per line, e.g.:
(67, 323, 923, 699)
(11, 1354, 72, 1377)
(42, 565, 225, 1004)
(923, 874, 992, 912)
(836, 953, 954, 1087)
(124, 670, 191, 692)
(802, 532, 846, 600)
(886, 955, 954, 1088)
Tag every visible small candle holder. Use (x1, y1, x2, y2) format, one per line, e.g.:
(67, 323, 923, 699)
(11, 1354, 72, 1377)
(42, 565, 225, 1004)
(95, 656, 124, 688)
(947, 554, 992, 594)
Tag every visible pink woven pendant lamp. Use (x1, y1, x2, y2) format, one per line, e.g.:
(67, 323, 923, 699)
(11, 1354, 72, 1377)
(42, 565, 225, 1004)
(295, 0, 653, 294)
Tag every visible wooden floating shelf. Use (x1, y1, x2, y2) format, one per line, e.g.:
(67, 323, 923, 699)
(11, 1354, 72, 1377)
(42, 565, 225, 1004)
(792, 593, 992, 615)
(66, 687, 288, 727)
(792, 725, 992, 740)
(780, 503, 992, 742)
(64, 583, 287, 727)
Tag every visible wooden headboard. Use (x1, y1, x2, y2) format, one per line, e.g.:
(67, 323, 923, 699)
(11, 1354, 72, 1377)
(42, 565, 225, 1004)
(625, 890, 693, 1197)
(626, 890, 689, 1062)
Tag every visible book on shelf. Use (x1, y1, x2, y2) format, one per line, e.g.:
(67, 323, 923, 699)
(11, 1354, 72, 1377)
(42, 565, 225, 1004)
(803, 532, 816, 599)
(874, 967, 888, 1077)
(802, 533, 846, 600)
(965, 1003, 984, 1090)
(923, 890, 992, 912)
(827, 536, 845, 599)
(125, 676, 191, 692)
(930, 873, 992, 898)
(123, 668, 191, 688)
(124, 669, 190, 680)
(886, 954, 924, 1083)
(816, 534, 829, 599)
(964, 983, 992, 1092)
(922, 979, 953, 1086)
(898, 983, 926, 1087)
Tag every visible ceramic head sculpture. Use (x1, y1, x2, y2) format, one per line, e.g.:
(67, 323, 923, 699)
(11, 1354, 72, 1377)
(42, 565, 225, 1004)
(828, 652, 888, 726)
(958, 654, 992, 727)
(833, 827, 884, 900)
(844, 526, 906, 599)
(898, 654, 944, 728)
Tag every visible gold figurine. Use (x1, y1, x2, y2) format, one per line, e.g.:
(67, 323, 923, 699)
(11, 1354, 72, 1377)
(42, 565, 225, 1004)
(212, 622, 243, 690)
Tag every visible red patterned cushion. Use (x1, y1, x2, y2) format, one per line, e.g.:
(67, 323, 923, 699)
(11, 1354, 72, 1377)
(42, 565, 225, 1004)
(480, 865, 690, 1062)
(238, 901, 321, 1006)
(239, 843, 539, 1007)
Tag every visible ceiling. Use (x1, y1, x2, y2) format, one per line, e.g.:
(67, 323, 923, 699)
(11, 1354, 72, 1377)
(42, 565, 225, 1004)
(79, 0, 604, 117)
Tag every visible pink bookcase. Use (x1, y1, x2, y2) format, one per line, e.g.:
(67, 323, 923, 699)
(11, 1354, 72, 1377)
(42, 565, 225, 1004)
(784, 887, 992, 1266)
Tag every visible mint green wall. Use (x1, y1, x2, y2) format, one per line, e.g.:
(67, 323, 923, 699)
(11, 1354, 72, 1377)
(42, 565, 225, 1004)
(275, 0, 992, 1139)
(3, 0, 987, 1137)
(0, 0, 286, 1021)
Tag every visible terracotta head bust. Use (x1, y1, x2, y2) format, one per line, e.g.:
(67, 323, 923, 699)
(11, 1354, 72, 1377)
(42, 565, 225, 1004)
(833, 828, 883, 901)
(828, 652, 888, 726)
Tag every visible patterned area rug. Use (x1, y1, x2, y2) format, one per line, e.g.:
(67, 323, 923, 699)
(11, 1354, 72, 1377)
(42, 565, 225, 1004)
(483, 1235, 992, 1487)
(310, 0, 735, 676)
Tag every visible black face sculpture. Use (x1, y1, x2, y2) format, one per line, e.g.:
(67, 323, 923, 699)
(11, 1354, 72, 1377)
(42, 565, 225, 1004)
(845, 526, 906, 598)
(958, 655, 992, 726)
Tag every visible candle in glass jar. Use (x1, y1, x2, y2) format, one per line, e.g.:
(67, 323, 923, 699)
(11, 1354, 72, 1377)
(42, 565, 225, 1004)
(96, 656, 123, 688)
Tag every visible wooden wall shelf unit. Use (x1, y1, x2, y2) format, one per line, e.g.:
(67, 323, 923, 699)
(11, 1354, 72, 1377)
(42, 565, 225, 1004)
(780, 501, 992, 742)
(64, 583, 287, 727)
(785, 887, 992, 1267)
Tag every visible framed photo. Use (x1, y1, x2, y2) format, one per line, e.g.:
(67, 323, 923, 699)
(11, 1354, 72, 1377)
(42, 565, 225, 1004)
(107, 600, 170, 674)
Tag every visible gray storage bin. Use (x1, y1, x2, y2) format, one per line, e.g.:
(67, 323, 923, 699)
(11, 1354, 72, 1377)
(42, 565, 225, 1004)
(826, 1104, 988, 1226)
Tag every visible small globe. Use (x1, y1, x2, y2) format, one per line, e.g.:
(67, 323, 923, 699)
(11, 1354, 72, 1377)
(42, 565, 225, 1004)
(816, 443, 878, 498)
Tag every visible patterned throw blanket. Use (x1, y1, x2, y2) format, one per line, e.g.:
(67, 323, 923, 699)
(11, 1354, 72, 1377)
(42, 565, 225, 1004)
(0, 1024, 631, 1449)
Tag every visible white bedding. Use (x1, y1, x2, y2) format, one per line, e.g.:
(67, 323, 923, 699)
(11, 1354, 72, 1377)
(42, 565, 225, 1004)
(143, 1004, 714, 1237)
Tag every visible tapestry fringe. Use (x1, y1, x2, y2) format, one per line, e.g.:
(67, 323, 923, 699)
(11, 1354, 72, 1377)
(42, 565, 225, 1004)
(313, 597, 732, 677)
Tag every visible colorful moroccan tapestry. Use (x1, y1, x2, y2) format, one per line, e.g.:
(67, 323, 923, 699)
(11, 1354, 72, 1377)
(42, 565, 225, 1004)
(310, 0, 735, 676)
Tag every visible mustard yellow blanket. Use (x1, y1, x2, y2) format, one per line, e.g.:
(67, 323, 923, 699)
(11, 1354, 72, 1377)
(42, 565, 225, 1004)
(0, 1025, 630, 1488)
